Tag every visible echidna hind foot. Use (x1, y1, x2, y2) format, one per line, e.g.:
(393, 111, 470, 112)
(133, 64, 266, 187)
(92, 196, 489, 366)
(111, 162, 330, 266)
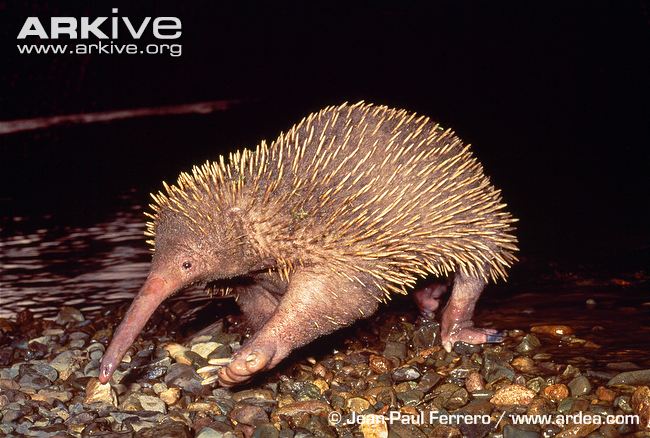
(439, 272, 504, 352)
(413, 282, 449, 319)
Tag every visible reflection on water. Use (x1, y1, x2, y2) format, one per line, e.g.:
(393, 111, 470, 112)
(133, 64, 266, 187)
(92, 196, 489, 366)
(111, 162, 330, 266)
(1, 202, 150, 318)
(1, 192, 649, 368)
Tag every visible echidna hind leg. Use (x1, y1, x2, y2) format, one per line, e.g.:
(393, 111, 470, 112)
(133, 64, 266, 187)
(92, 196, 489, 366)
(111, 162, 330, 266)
(413, 282, 448, 319)
(440, 272, 503, 352)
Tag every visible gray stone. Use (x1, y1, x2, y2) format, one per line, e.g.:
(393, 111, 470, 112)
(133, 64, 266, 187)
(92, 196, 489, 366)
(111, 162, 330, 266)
(567, 375, 591, 396)
(607, 369, 650, 386)
(164, 363, 203, 394)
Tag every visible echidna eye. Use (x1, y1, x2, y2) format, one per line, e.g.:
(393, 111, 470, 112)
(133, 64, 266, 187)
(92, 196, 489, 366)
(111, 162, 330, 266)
(182, 261, 192, 270)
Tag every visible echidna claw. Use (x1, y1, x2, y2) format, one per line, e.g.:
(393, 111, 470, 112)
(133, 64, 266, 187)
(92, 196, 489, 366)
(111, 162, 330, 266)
(208, 357, 233, 366)
(201, 374, 221, 386)
(486, 332, 505, 343)
(197, 365, 222, 374)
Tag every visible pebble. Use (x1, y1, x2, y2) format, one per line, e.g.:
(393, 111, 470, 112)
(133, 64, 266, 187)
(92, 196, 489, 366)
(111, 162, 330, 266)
(515, 334, 541, 353)
(164, 363, 204, 394)
(542, 383, 569, 402)
(272, 400, 330, 421)
(49, 350, 79, 381)
(464, 371, 485, 392)
(196, 427, 222, 438)
(188, 401, 222, 415)
(346, 396, 371, 412)
(530, 325, 574, 337)
(191, 342, 221, 358)
(368, 355, 393, 374)
(159, 386, 182, 405)
(608, 369, 650, 386)
(412, 321, 440, 349)
(567, 375, 591, 396)
(391, 366, 420, 382)
(596, 385, 616, 402)
(55, 306, 85, 325)
(84, 378, 117, 406)
(229, 403, 268, 426)
(490, 384, 536, 406)
(358, 414, 388, 438)
(631, 386, 650, 429)
(511, 356, 537, 374)
(139, 394, 167, 413)
(383, 341, 407, 361)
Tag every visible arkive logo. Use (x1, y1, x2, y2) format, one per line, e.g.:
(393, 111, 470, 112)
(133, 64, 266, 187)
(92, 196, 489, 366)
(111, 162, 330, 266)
(17, 8, 182, 40)
(16, 8, 183, 57)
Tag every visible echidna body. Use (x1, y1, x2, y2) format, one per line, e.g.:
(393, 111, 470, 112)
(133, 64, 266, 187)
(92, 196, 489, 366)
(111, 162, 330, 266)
(99, 102, 518, 386)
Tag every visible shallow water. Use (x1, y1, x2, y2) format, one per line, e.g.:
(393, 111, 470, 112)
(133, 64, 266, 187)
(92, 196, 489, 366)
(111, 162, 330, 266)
(1, 192, 649, 369)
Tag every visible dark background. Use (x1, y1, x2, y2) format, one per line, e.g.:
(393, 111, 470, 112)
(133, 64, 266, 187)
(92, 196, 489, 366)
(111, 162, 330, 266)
(1, 0, 648, 265)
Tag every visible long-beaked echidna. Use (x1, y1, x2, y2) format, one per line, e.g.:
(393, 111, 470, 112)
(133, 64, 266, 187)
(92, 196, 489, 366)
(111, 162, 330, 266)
(99, 101, 518, 386)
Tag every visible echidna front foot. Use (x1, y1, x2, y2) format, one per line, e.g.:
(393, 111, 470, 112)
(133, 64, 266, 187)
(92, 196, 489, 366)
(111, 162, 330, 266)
(217, 336, 282, 386)
(440, 272, 502, 352)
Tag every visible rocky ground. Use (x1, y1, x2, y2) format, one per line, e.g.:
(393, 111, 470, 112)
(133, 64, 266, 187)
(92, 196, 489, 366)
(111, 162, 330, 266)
(0, 300, 649, 438)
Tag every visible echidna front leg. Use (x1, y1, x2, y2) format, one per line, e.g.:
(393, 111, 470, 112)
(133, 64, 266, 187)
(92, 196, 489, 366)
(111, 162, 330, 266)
(217, 268, 379, 386)
(236, 285, 282, 332)
(439, 272, 503, 352)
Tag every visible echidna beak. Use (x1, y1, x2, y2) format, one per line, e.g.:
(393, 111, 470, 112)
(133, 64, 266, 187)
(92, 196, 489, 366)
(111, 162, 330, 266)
(98, 276, 175, 384)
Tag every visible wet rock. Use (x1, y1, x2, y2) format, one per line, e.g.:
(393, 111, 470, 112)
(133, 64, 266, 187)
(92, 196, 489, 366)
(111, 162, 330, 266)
(139, 395, 167, 413)
(465, 371, 485, 392)
(490, 384, 536, 406)
(196, 427, 223, 438)
(389, 422, 429, 438)
(383, 341, 407, 361)
(229, 403, 268, 426)
(503, 425, 541, 438)
(163, 343, 192, 365)
(391, 366, 420, 382)
(595, 386, 616, 402)
(542, 384, 569, 402)
(50, 351, 79, 381)
(608, 369, 650, 386)
(18, 364, 58, 389)
(567, 375, 591, 396)
(530, 325, 574, 337)
(452, 342, 482, 355)
(527, 396, 553, 416)
(137, 419, 192, 438)
(55, 306, 85, 325)
(606, 361, 641, 371)
(156, 386, 181, 406)
(412, 321, 440, 349)
(346, 396, 371, 412)
(164, 363, 203, 394)
(191, 342, 221, 359)
(272, 400, 330, 421)
(631, 386, 650, 429)
(396, 389, 424, 405)
(84, 378, 117, 406)
(31, 388, 72, 404)
(188, 401, 222, 415)
(358, 414, 388, 438)
(415, 371, 441, 393)
(252, 423, 280, 438)
(369, 355, 393, 374)
(554, 422, 599, 437)
(515, 334, 541, 353)
(511, 357, 537, 374)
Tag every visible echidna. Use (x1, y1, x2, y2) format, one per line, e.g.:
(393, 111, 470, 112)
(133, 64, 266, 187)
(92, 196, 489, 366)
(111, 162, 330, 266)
(98, 102, 518, 386)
